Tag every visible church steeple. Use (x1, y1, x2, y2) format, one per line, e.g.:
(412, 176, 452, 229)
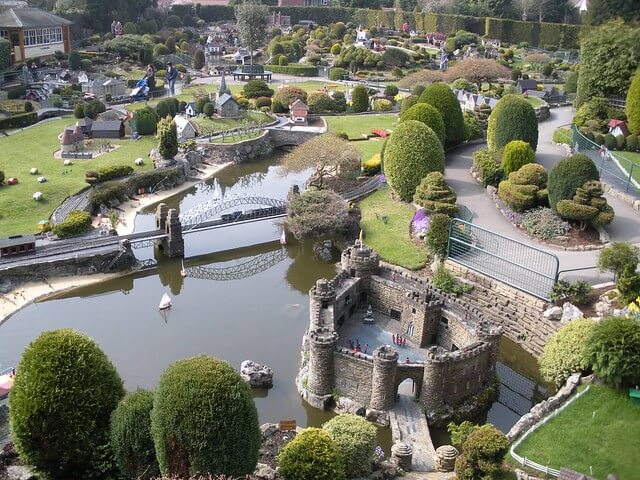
(219, 69, 230, 96)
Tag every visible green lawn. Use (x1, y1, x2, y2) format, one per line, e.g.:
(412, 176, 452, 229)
(353, 139, 385, 160)
(526, 96, 547, 109)
(192, 111, 273, 136)
(514, 385, 640, 479)
(0, 117, 154, 236)
(358, 186, 427, 270)
(325, 114, 397, 139)
(612, 150, 640, 184)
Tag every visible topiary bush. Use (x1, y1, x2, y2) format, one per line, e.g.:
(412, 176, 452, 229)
(501, 140, 535, 177)
(556, 180, 614, 229)
(203, 102, 215, 117)
(243, 80, 274, 99)
(383, 120, 445, 201)
(547, 153, 600, 211)
(351, 85, 369, 113)
(455, 424, 508, 480)
(373, 98, 392, 112)
(9, 329, 124, 480)
(68, 50, 82, 70)
(273, 86, 308, 111)
(94, 164, 134, 182)
(627, 134, 639, 152)
(539, 319, 595, 387)
(74, 102, 85, 119)
(399, 103, 446, 147)
(110, 389, 159, 480)
(384, 84, 399, 97)
(617, 265, 640, 304)
(308, 91, 337, 113)
(323, 414, 376, 478)
(426, 213, 451, 258)
(362, 154, 381, 175)
(413, 172, 457, 216)
(498, 163, 547, 212)
(418, 82, 465, 147)
(627, 69, 640, 135)
(193, 49, 205, 70)
(52, 210, 93, 238)
(151, 356, 260, 478)
(134, 107, 159, 135)
(463, 111, 483, 141)
(278, 428, 345, 480)
(487, 94, 538, 153)
(472, 149, 503, 188)
(583, 316, 640, 388)
(604, 133, 617, 150)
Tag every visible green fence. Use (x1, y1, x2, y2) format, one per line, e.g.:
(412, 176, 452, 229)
(447, 219, 559, 300)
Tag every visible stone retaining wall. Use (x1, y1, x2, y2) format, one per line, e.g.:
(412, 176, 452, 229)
(445, 260, 555, 357)
(200, 131, 273, 164)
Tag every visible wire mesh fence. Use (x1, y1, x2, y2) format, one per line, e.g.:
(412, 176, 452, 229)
(572, 126, 640, 198)
(447, 219, 559, 300)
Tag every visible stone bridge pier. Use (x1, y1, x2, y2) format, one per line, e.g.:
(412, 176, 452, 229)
(155, 203, 184, 258)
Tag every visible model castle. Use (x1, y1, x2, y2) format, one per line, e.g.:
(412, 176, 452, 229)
(297, 241, 503, 423)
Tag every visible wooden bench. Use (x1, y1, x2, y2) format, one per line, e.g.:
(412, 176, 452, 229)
(233, 64, 272, 82)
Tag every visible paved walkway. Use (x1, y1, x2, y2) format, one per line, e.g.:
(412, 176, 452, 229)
(445, 106, 640, 284)
(389, 381, 437, 472)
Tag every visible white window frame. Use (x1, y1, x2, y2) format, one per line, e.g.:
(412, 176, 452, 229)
(23, 27, 63, 47)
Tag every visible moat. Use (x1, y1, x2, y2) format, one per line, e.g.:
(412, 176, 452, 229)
(0, 153, 549, 450)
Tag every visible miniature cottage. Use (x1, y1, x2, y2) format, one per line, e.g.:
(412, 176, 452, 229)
(215, 93, 239, 118)
(608, 119, 629, 137)
(174, 115, 198, 143)
(185, 102, 198, 117)
(289, 99, 309, 125)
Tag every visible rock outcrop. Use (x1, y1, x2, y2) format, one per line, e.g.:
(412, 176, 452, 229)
(241, 360, 274, 389)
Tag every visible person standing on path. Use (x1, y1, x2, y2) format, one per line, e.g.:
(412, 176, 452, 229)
(166, 62, 178, 97)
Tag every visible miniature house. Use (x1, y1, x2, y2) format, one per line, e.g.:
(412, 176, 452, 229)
(174, 115, 198, 143)
(289, 99, 309, 125)
(185, 102, 198, 117)
(608, 119, 629, 137)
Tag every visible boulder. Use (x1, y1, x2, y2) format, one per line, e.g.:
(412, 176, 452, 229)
(6, 466, 37, 480)
(254, 463, 278, 480)
(561, 302, 583, 323)
(543, 306, 562, 321)
(334, 397, 366, 416)
(366, 408, 390, 427)
(312, 240, 334, 262)
(595, 301, 613, 317)
(241, 360, 274, 389)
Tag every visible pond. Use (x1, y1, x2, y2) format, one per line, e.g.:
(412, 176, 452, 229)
(0, 152, 549, 452)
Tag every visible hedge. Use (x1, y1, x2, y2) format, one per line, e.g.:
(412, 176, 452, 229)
(151, 356, 260, 477)
(94, 164, 134, 182)
(266, 64, 318, 76)
(627, 70, 640, 135)
(278, 428, 345, 480)
(52, 210, 93, 238)
(9, 329, 124, 479)
(399, 103, 446, 147)
(0, 111, 38, 130)
(384, 120, 445, 201)
(502, 140, 535, 176)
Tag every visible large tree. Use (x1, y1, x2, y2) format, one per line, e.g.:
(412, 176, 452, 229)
(446, 59, 510, 91)
(286, 190, 356, 241)
(235, 0, 269, 66)
(280, 134, 361, 190)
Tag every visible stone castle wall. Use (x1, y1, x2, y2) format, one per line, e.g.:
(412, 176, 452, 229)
(334, 349, 374, 405)
(437, 312, 476, 351)
(445, 260, 556, 357)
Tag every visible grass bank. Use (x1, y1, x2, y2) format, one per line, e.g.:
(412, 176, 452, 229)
(325, 114, 396, 139)
(358, 186, 426, 270)
(513, 384, 640, 479)
(0, 117, 154, 236)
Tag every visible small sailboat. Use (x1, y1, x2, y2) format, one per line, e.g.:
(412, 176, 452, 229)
(180, 259, 187, 278)
(280, 229, 287, 245)
(158, 293, 172, 311)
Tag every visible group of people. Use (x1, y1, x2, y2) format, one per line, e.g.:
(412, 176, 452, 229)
(348, 339, 368, 355)
(144, 62, 179, 98)
(392, 334, 407, 348)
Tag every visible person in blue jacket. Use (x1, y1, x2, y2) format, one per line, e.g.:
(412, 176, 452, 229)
(166, 62, 178, 97)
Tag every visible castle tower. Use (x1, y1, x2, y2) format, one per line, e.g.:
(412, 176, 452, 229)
(155, 203, 169, 230)
(340, 241, 380, 280)
(307, 328, 338, 409)
(162, 208, 184, 258)
(370, 345, 398, 411)
(421, 346, 448, 413)
(476, 321, 503, 373)
(309, 279, 336, 330)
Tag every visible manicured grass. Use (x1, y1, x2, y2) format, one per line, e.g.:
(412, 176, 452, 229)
(0, 100, 40, 113)
(0, 117, 154, 236)
(353, 139, 385, 160)
(358, 186, 427, 270)
(192, 111, 273, 136)
(325, 114, 397, 139)
(611, 150, 640, 184)
(526, 96, 547, 109)
(514, 385, 640, 479)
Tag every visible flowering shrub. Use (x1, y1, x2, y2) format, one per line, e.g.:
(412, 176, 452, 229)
(521, 207, 570, 240)
(371, 128, 388, 138)
(411, 208, 431, 237)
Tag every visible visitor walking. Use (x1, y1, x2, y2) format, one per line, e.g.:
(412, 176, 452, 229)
(392, 334, 396, 345)
(364, 343, 368, 354)
(166, 62, 178, 97)
(405, 357, 410, 364)
(145, 64, 157, 99)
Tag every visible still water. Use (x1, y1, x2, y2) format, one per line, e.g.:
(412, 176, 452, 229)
(0, 153, 547, 449)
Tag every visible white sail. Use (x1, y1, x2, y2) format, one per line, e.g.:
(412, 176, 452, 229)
(158, 293, 172, 310)
(280, 229, 286, 245)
